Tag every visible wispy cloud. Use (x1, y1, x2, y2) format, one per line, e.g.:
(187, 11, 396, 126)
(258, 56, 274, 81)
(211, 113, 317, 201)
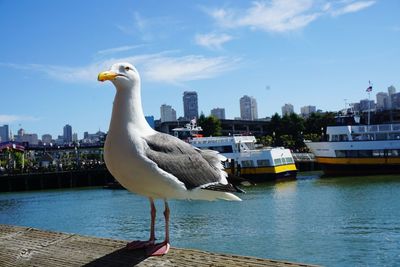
(195, 33, 233, 50)
(0, 115, 40, 124)
(206, 0, 376, 33)
(331, 1, 376, 16)
(96, 45, 143, 56)
(0, 52, 240, 85)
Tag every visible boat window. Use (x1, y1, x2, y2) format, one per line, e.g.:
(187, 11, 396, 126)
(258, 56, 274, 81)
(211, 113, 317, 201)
(274, 158, 282, 165)
(358, 150, 373, 157)
(372, 150, 384, 157)
(376, 133, 387, 140)
(352, 134, 362, 141)
(241, 160, 254, 167)
(335, 150, 346, 157)
(393, 125, 400, 131)
(388, 150, 400, 156)
(347, 150, 358, 157)
(257, 159, 270, 167)
(389, 133, 400, 140)
(378, 125, 391, 131)
(368, 125, 378, 132)
(207, 146, 233, 153)
(285, 157, 294, 164)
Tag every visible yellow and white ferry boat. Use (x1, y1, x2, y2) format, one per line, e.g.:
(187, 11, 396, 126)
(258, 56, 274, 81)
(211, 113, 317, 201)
(305, 120, 400, 176)
(190, 135, 297, 182)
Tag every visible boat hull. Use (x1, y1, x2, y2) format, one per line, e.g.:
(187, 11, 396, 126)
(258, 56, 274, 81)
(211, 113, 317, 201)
(316, 157, 400, 176)
(225, 164, 298, 182)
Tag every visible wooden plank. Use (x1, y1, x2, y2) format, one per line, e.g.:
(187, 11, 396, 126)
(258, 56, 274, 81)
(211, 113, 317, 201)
(0, 225, 320, 267)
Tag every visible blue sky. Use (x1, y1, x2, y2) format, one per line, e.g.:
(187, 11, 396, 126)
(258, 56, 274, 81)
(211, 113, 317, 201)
(0, 0, 399, 138)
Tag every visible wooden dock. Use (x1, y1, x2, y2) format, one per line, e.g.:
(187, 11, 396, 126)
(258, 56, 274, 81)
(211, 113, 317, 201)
(0, 224, 320, 267)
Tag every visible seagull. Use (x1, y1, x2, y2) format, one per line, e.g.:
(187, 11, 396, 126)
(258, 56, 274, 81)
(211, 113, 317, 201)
(98, 62, 242, 256)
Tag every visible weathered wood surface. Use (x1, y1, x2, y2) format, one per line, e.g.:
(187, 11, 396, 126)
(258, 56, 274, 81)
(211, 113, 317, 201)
(0, 224, 320, 267)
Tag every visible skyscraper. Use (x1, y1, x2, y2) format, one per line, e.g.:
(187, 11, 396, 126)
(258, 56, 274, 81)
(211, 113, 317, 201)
(282, 103, 294, 116)
(183, 91, 198, 120)
(0, 125, 9, 142)
(160, 104, 177, 122)
(376, 92, 389, 110)
(63, 124, 72, 144)
(300, 105, 316, 118)
(240, 95, 258, 120)
(211, 108, 226, 120)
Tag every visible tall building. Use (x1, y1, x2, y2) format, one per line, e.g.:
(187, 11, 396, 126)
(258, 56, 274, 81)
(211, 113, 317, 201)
(160, 104, 177, 122)
(376, 92, 389, 110)
(0, 125, 10, 142)
(359, 99, 375, 111)
(388, 85, 396, 109)
(391, 92, 400, 110)
(240, 95, 258, 120)
(282, 103, 294, 116)
(183, 91, 199, 120)
(63, 124, 72, 144)
(211, 108, 226, 120)
(300, 105, 316, 118)
(145, 116, 155, 129)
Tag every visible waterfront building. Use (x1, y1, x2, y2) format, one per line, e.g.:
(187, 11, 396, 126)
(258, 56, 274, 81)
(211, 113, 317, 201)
(14, 129, 39, 145)
(41, 134, 53, 144)
(81, 131, 106, 144)
(160, 104, 177, 122)
(0, 125, 10, 142)
(282, 103, 294, 116)
(359, 99, 375, 112)
(211, 108, 226, 120)
(391, 92, 400, 110)
(300, 105, 316, 118)
(240, 95, 258, 120)
(72, 133, 78, 143)
(63, 124, 72, 144)
(376, 92, 389, 111)
(183, 91, 199, 120)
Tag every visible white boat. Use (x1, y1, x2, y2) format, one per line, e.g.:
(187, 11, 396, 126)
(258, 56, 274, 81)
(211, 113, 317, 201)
(305, 118, 400, 176)
(190, 135, 297, 182)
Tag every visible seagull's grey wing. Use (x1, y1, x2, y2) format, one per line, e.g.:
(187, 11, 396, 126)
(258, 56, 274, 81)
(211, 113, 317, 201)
(143, 132, 236, 192)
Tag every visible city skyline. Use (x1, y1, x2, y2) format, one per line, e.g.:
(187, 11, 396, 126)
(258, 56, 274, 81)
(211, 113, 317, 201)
(1, 1, 399, 137)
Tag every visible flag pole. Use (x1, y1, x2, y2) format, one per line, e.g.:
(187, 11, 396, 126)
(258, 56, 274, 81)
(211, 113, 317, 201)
(367, 81, 372, 126)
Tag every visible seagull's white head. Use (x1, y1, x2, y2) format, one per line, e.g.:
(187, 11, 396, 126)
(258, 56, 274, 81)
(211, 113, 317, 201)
(97, 62, 140, 90)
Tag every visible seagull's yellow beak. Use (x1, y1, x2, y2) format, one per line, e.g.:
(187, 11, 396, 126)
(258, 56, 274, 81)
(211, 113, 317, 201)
(97, 71, 119, 82)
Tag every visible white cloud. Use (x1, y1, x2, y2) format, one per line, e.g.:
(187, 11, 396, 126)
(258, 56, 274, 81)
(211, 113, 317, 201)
(331, 1, 376, 16)
(195, 33, 233, 49)
(0, 52, 240, 85)
(96, 45, 143, 56)
(0, 115, 39, 124)
(207, 0, 376, 33)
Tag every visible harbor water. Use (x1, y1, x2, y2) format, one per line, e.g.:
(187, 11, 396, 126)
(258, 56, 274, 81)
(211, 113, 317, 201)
(1, 172, 400, 266)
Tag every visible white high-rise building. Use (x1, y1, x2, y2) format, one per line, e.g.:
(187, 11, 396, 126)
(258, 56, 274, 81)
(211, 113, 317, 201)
(211, 108, 226, 120)
(282, 104, 294, 116)
(240, 95, 258, 120)
(300, 105, 316, 118)
(160, 104, 177, 122)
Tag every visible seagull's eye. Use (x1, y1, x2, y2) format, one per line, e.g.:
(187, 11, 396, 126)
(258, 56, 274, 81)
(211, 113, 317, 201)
(125, 66, 131, 71)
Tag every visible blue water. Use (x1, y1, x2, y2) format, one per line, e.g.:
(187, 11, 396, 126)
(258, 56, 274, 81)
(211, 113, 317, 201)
(1, 172, 400, 266)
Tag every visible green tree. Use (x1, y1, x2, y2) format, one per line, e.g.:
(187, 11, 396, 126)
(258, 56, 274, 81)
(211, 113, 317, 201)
(198, 115, 222, 137)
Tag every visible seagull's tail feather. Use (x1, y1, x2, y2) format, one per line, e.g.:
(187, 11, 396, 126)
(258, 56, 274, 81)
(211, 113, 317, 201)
(188, 187, 242, 201)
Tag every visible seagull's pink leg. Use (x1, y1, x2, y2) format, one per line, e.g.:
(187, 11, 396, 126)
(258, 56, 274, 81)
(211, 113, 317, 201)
(126, 198, 156, 250)
(146, 199, 170, 256)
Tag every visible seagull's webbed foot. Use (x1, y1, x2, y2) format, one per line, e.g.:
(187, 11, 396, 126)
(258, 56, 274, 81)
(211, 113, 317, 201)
(146, 241, 170, 256)
(126, 239, 155, 250)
